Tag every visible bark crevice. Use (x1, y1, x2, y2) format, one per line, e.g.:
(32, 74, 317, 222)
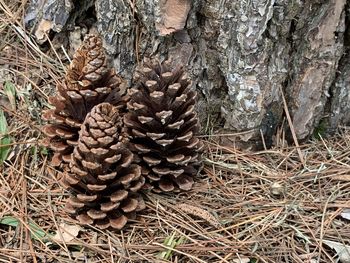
(327, 2, 350, 135)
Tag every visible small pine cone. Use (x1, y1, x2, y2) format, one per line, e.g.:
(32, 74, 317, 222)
(62, 103, 145, 230)
(42, 34, 124, 167)
(65, 34, 121, 92)
(124, 60, 204, 192)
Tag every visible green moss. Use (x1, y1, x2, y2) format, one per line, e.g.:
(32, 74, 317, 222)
(312, 119, 328, 140)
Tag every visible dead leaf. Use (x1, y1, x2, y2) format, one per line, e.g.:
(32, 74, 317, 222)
(35, 19, 53, 43)
(332, 174, 350, 181)
(3, 81, 16, 111)
(176, 203, 221, 228)
(52, 223, 82, 243)
(341, 209, 350, 220)
(323, 240, 350, 263)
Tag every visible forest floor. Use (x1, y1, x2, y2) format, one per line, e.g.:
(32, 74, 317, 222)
(1, 2, 350, 263)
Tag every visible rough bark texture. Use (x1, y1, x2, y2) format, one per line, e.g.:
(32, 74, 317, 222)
(26, 0, 350, 147)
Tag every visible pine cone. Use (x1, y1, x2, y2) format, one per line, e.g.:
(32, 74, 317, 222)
(62, 103, 145, 230)
(42, 34, 124, 167)
(124, 60, 204, 192)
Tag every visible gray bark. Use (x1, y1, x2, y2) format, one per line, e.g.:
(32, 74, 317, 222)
(25, 0, 350, 146)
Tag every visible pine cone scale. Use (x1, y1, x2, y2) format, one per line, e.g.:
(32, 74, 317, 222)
(109, 215, 128, 230)
(77, 194, 98, 202)
(110, 190, 128, 202)
(97, 172, 117, 181)
(121, 198, 138, 213)
(76, 214, 94, 225)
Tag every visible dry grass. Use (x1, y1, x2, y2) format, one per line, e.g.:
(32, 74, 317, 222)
(1, 1, 350, 262)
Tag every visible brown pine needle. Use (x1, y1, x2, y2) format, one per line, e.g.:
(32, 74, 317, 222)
(279, 86, 305, 166)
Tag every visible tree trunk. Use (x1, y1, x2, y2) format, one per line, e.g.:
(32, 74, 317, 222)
(25, 0, 350, 147)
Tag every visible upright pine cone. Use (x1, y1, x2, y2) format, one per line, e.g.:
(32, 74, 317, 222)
(62, 103, 145, 230)
(42, 34, 124, 167)
(124, 60, 204, 192)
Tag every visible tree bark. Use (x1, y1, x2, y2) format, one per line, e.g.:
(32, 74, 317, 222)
(25, 0, 350, 147)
